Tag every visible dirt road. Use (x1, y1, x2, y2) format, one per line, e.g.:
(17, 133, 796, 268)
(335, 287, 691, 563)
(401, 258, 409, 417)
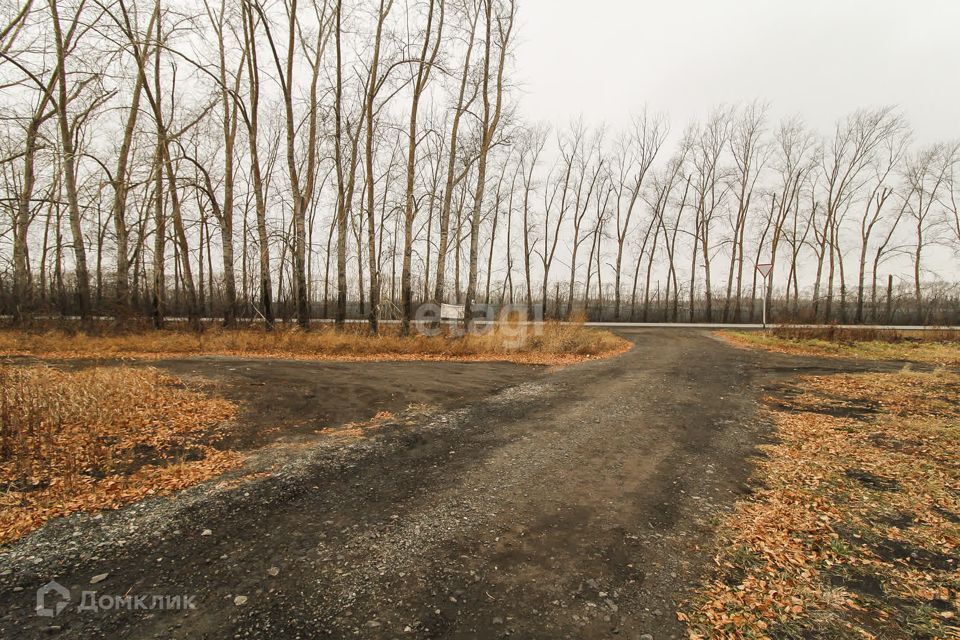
(1, 329, 823, 639)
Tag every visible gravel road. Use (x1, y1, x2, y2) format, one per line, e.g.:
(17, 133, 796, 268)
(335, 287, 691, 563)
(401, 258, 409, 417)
(1, 329, 810, 639)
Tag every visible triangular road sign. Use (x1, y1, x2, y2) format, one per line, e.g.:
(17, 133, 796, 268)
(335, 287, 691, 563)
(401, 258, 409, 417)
(756, 263, 773, 278)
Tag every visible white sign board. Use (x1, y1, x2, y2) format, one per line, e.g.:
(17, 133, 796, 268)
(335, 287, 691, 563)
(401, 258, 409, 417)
(756, 263, 773, 278)
(440, 303, 464, 320)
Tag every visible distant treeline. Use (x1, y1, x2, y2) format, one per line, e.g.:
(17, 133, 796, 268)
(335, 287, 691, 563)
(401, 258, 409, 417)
(1, 273, 956, 326)
(2, 2, 959, 331)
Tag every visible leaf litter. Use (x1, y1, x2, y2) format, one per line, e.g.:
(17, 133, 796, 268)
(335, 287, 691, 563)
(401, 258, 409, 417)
(0, 365, 241, 544)
(685, 369, 960, 639)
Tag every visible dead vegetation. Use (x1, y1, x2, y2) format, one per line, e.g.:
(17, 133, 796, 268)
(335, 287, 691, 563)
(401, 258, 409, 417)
(313, 406, 440, 440)
(767, 325, 960, 343)
(0, 365, 240, 544)
(720, 326, 960, 366)
(685, 370, 960, 639)
(0, 321, 630, 365)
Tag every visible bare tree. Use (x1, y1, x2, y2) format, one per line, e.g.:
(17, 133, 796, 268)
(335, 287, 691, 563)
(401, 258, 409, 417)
(4, 3, 60, 322)
(361, 0, 393, 333)
(853, 127, 908, 322)
(610, 109, 666, 320)
(400, 0, 443, 333)
(241, 0, 274, 327)
(463, 0, 514, 328)
(434, 0, 480, 304)
(565, 123, 603, 318)
(689, 108, 732, 322)
(197, 0, 246, 326)
(258, 0, 330, 328)
(537, 128, 576, 319)
(764, 118, 815, 320)
(518, 125, 546, 314)
(816, 107, 903, 321)
(943, 159, 960, 258)
(722, 101, 768, 322)
(902, 142, 955, 322)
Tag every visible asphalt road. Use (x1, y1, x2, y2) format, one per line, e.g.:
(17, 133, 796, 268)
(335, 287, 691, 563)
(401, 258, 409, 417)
(0, 329, 838, 639)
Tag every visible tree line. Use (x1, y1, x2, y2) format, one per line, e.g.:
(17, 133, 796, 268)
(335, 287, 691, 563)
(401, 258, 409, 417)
(2, 0, 958, 330)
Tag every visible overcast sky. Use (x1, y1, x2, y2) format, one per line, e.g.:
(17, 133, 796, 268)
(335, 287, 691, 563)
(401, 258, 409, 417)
(514, 0, 960, 144)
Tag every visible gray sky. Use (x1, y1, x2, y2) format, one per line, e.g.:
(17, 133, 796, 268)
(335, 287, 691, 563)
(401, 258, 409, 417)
(515, 0, 960, 143)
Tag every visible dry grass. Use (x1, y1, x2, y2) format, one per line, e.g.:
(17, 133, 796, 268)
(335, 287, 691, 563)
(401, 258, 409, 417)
(720, 327, 960, 366)
(766, 325, 960, 343)
(0, 365, 240, 544)
(685, 370, 960, 639)
(0, 322, 630, 365)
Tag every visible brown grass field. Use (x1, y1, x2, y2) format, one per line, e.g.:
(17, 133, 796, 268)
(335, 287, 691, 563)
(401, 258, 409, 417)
(0, 321, 631, 365)
(720, 326, 960, 366)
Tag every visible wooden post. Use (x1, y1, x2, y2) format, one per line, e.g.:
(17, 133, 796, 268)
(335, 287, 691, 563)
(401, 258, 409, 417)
(886, 274, 893, 324)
